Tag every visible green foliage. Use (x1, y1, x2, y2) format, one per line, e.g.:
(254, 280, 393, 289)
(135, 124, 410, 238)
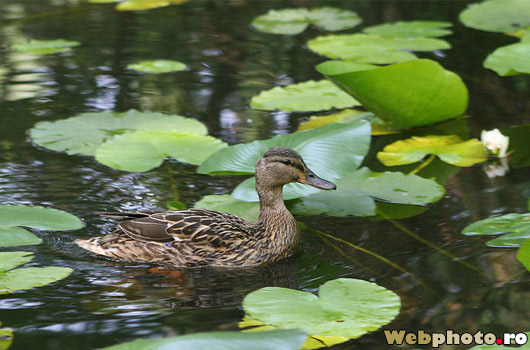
(0, 321, 13, 350)
(459, 0, 530, 34)
(251, 7, 361, 35)
(462, 213, 530, 247)
(517, 240, 530, 272)
(11, 39, 80, 54)
(320, 59, 468, 129)
(0, 252, 73, 294)
(307, 34, 450, 64)
(242, 278, 401, 340)
(250, 80, 359, 112)
(127, 59, 187, 73)
(193, 195, 260, 221)
(363, 21, 452, 38)
(101, 329, 307, 350)
(0, 227, 42, 247)
(297, 109, 396, 135)
(290, 168, 445, 217)
(167, 201, 186, 210)
(484, 40, 530, 76)
(115, 0, 189, 11)
(95, 130, 227, 172)
(377, 135, 486, 167)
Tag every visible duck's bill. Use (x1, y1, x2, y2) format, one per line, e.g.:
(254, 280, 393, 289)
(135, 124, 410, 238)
(298, 169, 336, 190)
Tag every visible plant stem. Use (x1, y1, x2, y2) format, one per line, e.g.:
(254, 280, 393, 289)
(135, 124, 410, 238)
(408, 154, 436, 175)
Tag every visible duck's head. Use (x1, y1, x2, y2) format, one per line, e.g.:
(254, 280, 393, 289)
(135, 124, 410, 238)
(256, 147, 336, 190)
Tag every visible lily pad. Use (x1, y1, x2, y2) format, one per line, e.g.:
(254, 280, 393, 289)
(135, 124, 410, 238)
(102, 329, 307, 350)
(116, 0, 189, 11)
(483, 41, 530, 76)
(252, 7, 361, 35)
(127, 59, 187, 73)
(307, 34, 450, 64)
(462, 213, 530, 247)
(193, 195, 260, 222)
(377, 135, 487, 167)
(320, 59, 468, 129)
(95, 129, 227, 172)
(0, 227, 42, 247)
(250, 80, 359, 112)
(11, 39, 80, 54)
(0, 252, 73, 295)
(459, 0, 530, 34)
(199, 121, 371, 200)
(517, 240, 530, 272)
(0, 322, 13, 350)
(0, 204, 83, 231)
(29, 110, 207, 156)
(290, 168, 445, 217)
(363, 21, 452, 38)
(242, 278, 400, 340)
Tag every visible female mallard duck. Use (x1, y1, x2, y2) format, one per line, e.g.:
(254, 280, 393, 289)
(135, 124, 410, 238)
(75, 147, 336, 267)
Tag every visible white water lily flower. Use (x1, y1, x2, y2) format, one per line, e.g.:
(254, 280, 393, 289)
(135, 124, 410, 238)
(481, 128, 509, 158)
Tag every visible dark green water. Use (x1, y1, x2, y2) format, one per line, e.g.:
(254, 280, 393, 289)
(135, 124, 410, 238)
(0, 1, 529, 349)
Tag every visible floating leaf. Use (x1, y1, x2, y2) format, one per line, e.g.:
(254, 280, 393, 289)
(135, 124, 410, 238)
(0, 252, 73, 295)
(517, 240, 530, 272)
(95, 130, 227, 172)
(167, 201, 186, 210)
(29, 110, 207, 156)
(127, 59, 187, 73)
(377, 135, 486, 167)
(11, 39, 80, 54)
(242, 278, 400, 341)
(0, 322, 13, 350)
(116, 0, 188, 11)
(102, 329, 307, 350)
(199, 121, 371, 201)
(290, 168, 445, 217)
(363, 21, 452, 38)
(462, 213, 530, 247)
(0, 204, 83, 231)
(307, 34, 450, 64)
(0, 227, 42, 247)
(315, 60, 376, 75)
(298, 109, 397, 135)
(321, 59, 468, 129)
(193, 195, 260, 222)
(459, 0, 530, 34)
(483, 41, 530, 76)
(250, 80, 359, 112)
(252, 7, 361, 35)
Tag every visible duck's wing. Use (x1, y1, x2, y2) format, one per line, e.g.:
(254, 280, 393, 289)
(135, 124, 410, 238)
(118, 209, 253, 248)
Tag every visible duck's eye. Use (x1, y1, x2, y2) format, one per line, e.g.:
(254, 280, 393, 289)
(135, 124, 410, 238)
(282, 159, 291, 166)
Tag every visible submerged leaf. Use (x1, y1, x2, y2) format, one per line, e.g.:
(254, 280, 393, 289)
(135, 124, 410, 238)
(252, 7, 361, 35)
(0, 227, 42, 247)
(484, 41, 530, 76)
(242, 278, 400, 340)
(29, 110, 207, 156)
(462, 213, 530, 247)
(377, 135, 486, 167)
(0, 204, 83, 231)
(193, 195, 260, 222)
(250, 80, 359, 112)
(95, 130, 227, 172)
(363, 21, 452, 38)
(11, 39, 80, 54)
(307, 34, 449, 64)
(127, 59, 187, 73)
(459, 0, 530, 34)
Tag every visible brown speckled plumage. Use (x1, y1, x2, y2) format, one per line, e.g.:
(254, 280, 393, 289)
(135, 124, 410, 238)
(75, 147, 336, 267)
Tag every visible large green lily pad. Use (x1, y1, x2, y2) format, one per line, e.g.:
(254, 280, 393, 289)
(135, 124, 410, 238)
(251, 7, 361, 35)
(116, 0, 188, 11)
(290, 168, 445, 217)
(193, 195, 260, 222)
(459, 0, 530, 34)
(199, 121, 370, 200)
(307, 34, 450, 64)
(11, 39, 80, 54)
(363, 21, 452, 38)
(320, 59, 468, 129)
(127, 59, 187, 73)
(0, 252, 73, 295)
(95, 129, 227, 172)
(30, 110, 207, 156)
(102, 329, 307, 350)
(0, 227, 42, 247)
(377, 135, 486, 167)
(462, 213, 530, 247)
(242, 278, 400, 339)
(250, 80, 360, 112)
(484, 41, 530, 76)
(517, 240, 530, 272)
(0, 204, 83, 231)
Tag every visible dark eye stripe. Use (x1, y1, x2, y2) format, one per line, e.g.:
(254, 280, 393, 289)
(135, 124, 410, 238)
(270, 159, 304, 172)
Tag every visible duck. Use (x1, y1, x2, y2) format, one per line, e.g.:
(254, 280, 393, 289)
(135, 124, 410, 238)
(75, 147, 336, 267)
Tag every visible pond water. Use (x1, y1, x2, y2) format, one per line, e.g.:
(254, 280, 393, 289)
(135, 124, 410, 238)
(1, 0, 529, 349)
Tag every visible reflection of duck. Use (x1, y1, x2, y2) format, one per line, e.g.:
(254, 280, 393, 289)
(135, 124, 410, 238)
(76, 147, 336, 267)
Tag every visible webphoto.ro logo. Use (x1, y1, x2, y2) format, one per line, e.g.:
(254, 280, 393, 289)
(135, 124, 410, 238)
(384, 330, 528, 348)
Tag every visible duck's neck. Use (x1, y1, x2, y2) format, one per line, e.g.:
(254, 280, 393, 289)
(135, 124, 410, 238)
(255, 181, 300, 257)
